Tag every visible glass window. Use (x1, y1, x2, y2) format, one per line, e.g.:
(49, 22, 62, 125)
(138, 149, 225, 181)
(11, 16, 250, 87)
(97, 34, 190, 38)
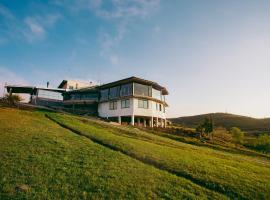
(100, 89, 109, 101)
(69, 86, 74, 89)
(109, 86, 120, 99)
(109, 101, 117, 110)
(159, 104, 162, 111)
(81, 93, 99, 100)
(152, 88, 161, 100)
(120, 83, 132, 96)
(38, 89, 63, 100)
(138, 99, 148, 109)
(121, 99, 130, 108)
(134, 83, 151, 97)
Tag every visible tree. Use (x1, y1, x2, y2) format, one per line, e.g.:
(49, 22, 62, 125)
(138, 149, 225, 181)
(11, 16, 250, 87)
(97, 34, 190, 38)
(255, 134, 270, 153)
(230, 127, 244, 145)
(2, 94, 23, 105)
(196, 116, 214, 139)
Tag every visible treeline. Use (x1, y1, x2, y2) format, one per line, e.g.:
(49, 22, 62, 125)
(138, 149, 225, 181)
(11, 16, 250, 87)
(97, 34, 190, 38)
(195, 117, 270, 153)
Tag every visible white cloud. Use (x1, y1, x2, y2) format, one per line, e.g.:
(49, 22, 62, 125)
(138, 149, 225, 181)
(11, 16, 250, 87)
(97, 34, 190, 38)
(94, 0, 160, 19)
(0, 4, 61, 43)
(24, 17, 46, 41)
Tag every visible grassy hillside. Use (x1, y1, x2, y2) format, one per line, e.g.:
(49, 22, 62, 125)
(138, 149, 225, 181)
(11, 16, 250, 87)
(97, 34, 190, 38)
(1, 107, 270, 199)
(170, 113, 270, 133)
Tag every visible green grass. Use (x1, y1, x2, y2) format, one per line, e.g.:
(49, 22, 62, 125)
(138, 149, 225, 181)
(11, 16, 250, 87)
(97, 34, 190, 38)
(47, 112, 270, 200)
(0, 107, 226, 199)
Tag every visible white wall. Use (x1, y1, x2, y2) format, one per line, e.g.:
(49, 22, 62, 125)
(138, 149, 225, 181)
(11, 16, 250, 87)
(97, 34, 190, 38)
(98, 98, 166, 119)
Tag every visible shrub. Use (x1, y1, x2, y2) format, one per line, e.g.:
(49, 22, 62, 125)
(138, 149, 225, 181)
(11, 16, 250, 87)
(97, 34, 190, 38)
(230, 127, 244, 145)
(1, 94, 23, 105)
(254, 134, 270, 153)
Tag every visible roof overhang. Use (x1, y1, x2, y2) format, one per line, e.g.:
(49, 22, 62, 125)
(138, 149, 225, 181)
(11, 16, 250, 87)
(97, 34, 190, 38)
(5, 85, 66, 94)
(5, 85, 35, 94)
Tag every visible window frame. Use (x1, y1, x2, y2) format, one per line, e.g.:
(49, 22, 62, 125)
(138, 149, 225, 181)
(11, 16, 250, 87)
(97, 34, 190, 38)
(138, 99, 149, 109)
(121, 99, 130, 109)
(109, 101, 117, 110)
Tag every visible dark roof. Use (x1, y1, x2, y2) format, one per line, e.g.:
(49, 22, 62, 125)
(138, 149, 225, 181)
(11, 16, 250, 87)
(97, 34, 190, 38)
(5, 85, 65, 94)
(5, 85, 35, 94)
(98, 76, 169, 95)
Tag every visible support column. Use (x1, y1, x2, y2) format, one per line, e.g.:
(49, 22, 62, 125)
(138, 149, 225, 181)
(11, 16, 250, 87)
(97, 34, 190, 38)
(137, 118, 140, 126)
(156, 117, 159, 127)
(151, 116, 154, 128)
(164, 118, 167, 128)
(131, 115, 135, 126)
(143, 118, 146, 127)
(118, 116, 121, 124)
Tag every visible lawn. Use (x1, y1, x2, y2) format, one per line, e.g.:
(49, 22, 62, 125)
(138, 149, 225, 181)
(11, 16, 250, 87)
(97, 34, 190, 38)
(46, 112, 270, 200)
(0, 107, 226, 199)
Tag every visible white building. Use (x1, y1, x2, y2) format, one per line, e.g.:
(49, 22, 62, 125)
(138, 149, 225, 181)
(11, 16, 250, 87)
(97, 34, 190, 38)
(97, 77, 168, 127)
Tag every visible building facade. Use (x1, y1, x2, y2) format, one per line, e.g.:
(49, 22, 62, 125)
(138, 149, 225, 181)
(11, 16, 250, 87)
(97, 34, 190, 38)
(6, 77, 169, 127)
(96, 77, 168, 127)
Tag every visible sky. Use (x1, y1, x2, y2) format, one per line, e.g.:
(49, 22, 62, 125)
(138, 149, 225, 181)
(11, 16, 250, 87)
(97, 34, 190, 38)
(1, 0, 270, 118)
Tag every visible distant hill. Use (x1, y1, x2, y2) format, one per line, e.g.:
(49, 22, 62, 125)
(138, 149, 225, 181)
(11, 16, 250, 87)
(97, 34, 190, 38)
(170, 113, 270, 133)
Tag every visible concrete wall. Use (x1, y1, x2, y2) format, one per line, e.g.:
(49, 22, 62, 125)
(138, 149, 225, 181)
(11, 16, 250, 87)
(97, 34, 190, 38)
(98, 98, 166, 119)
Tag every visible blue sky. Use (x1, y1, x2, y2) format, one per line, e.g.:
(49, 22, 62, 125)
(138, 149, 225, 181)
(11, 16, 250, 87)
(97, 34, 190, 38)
(1, 0, 270, 118)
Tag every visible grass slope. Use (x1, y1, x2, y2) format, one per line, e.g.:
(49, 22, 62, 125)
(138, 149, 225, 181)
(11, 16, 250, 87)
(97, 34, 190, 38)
(47, 112, 270, 200)
(0, 108, 225, 199)
(170, 113, 270, 133)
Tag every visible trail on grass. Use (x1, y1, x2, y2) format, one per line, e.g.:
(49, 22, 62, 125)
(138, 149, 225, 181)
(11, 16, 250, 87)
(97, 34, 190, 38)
(45, 114, 237, 199)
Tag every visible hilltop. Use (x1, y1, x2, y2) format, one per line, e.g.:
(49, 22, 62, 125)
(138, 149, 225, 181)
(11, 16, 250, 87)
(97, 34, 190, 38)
(170, 113, 270, 134)
(0, 107, 269, 199)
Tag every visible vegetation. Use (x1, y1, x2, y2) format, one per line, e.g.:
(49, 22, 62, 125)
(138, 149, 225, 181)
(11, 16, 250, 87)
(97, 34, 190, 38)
(0, 107, 226, 199)
(47, 112, 270, 199)
(245, 134, 270, 153)
(1, 107, 270, 199)
(230, 127, 245, 145)
(196, 117, 214, 138)
(0, 94, 23, 105)
(171, 112, 270, 133)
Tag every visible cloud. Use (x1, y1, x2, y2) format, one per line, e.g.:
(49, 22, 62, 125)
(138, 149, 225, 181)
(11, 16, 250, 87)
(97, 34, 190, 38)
(0, 4, 61, 43)
(52, 0, 160, 63)
(93, 0, 160, 63)
(24, 17, 46, 41)
(93, 0, 160, 19)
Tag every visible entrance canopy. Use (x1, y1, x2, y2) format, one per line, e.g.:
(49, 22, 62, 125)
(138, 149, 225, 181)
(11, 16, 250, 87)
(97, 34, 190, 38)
(5, 85, 66, 95)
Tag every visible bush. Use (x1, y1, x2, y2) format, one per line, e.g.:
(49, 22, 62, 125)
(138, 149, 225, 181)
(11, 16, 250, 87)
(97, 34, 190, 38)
(230, 127, 244, 145)
(254, 134, 270, 153)
(0, 94, 23, 105)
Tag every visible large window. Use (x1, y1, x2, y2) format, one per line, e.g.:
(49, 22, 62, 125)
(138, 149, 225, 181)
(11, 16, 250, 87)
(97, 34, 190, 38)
(121, 99, 130, 108)
(81, 93, 99, 100)
(38, 89, 63, 100)
(152, 88, 161, 100)
(134, 83, 151, 97)
(109, 101, 117, 110)
(109, 86, 120, 99)
(120, 83, 132, 96)
(138, 99, 148, 109)
(100, 89, 109, 101)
